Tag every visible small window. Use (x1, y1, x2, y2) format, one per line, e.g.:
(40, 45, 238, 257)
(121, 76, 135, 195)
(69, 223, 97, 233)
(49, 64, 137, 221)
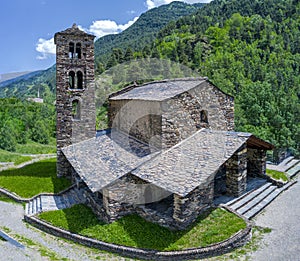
(200, 110, 208, 123)
(69, 71, 75, 89)
(72, 100, 80, 120)
(75, 43, 81, 59)
(69, 42, 74, 59)
(77, 71, 83, 89)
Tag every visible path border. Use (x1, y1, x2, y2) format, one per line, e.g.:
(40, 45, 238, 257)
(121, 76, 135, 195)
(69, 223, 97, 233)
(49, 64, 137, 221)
(24, 209, 251, 261)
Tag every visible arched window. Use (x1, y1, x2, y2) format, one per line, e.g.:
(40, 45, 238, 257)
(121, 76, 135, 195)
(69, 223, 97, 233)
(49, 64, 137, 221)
(75, 43, 81, 59)
(72, 100, 81, 120)
(200, 110, 208, 124)
(77, 71, 83, 89)
(69, 71, 75, 89)
(68, 42, 74, 59)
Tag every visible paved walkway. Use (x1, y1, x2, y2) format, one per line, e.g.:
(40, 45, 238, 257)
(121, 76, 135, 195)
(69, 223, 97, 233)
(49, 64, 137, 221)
(250, 175, 300, 260)
(0, 176, 299, 260)
(0, 201, 131, 261)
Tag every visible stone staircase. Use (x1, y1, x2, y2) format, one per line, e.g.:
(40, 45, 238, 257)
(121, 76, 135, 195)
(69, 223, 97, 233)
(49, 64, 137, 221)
(25, 187, 85, 216)
(225, 181, 296, 219)
(267, 156, 300, 179)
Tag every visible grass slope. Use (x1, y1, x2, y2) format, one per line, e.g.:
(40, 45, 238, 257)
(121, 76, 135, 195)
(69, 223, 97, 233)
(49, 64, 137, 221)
(0, 158, 71, 198)
(266, 169, 288, 182)
(39, 204, 246, 251)
(0, 150, 32, 165)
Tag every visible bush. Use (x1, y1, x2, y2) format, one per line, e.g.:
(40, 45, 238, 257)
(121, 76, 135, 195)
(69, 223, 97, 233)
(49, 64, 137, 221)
(0, 126, 17, 152)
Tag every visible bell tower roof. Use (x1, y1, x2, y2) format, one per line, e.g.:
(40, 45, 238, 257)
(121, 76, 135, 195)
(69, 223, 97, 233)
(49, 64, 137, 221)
(54, 23, 95, 43)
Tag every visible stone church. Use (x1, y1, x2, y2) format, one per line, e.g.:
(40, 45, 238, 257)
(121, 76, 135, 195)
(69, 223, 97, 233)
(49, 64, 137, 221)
(54, 25, 273, 230)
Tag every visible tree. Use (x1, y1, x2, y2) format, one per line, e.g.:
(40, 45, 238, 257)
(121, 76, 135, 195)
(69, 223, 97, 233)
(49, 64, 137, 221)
(0, 124, 17, 152)
(123, 47, 134, 62)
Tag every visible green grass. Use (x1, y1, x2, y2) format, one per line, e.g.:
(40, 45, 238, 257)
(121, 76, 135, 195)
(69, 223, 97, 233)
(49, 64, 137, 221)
(266, 169, 288, 182)
(0, 158, 71, 198)
(0, 193, 19, 204)
(0, 149, 32, 165)
(15, 140, 56, 154)
(39, 205, 246, 251)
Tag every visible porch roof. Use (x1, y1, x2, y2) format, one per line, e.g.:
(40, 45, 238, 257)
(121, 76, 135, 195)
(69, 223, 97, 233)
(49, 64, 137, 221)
(62, 131, 158, 192)
(132, 129, 250, 197)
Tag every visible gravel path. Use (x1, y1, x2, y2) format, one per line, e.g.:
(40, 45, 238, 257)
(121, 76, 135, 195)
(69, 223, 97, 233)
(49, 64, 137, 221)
(0, 202, 130, 261)
(0, 176, 299, 260)
(250, 175, 300, 260)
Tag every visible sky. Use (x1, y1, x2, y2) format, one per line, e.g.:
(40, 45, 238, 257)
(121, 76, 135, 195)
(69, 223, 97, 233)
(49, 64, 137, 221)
(0, 0, 212, 75)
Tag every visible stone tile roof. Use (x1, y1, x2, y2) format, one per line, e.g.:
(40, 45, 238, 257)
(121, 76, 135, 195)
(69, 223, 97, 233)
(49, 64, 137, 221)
(132, 129, 250, 197)
(55, 23, 94, 37)
(62, 129, 271, 198)
(110, 78, 207, 101)
(62, 131, 158, 192)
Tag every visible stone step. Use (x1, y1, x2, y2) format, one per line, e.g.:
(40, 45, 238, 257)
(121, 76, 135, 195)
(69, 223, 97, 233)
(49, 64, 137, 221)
(25, 202, 29, 215)
(286, 164, 300, 178)
(243, 189, 281, 219)
(32, 198, 37, 214)
(284, 159, 300, 172)
(36, 196, 42, 213)
(236, 185, 277, 215)
(226, 183, 272, 209)
(278, 156, 294, 167)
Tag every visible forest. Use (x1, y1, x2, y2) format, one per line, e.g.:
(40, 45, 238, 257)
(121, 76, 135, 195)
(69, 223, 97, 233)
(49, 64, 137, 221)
(0, 98, 55, 151)
(0, 0, 299, 158)
(103, 0, 300, 157)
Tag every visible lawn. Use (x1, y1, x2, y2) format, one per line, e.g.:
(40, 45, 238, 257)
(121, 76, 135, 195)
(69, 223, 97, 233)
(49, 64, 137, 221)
(0, 149, 32, 165)
(0, 158, 71, 198)
(266, 169, 288, 182)
(15, 140, 56, 155)
(39, 204, 247, 251)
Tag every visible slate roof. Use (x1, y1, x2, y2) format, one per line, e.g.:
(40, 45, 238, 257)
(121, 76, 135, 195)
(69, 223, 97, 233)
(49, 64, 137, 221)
(54, 23, 95, 42)
(62, 129, 272, 197)
(110, 78, 207, 102)
(62, 131, 158, 192)
(132, 129, 250, 197)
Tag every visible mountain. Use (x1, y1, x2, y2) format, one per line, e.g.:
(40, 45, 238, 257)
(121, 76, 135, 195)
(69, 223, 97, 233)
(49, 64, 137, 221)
(0, 66, 56, 103)
(94, 1, 205, 64)
(0, 1, 205, 101)
(0, 71, 42, 88)
(0, 71, 33, 84)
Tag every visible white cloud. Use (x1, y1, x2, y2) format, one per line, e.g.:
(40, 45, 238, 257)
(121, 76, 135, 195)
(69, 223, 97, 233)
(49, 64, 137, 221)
(35, 17, 139, 60)
(146, 0, 212, 10)
(36, 37, 56, 60)
(88, 17, 139, 38)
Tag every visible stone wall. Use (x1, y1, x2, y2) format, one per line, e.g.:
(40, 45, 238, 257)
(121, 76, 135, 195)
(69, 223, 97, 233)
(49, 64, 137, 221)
(173, 181, 214, 230)
(109, 100, 162, 148)
(55, 25, 96, 178)
(247, 148, 267, 177)
(25, 213, 252, 261)
(161, 81, 234, 148)
(226, 144, 248, 197)
(108, 80, 234, 150)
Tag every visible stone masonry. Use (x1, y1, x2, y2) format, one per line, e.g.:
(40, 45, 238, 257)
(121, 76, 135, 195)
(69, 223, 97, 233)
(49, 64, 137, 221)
(55, 24, 96, 177)
(109, 78, 234, 149)
(226, 144, 248, 197)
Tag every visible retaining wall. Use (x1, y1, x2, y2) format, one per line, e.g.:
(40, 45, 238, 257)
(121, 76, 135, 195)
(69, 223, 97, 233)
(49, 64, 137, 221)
(24, 210, 252, 261)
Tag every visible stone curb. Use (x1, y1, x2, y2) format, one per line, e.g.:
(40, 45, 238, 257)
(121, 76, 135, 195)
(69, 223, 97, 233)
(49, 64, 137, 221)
(0, 154, 56, 172)
(0, 184, 77, 204)
(24, 209, 252, 261)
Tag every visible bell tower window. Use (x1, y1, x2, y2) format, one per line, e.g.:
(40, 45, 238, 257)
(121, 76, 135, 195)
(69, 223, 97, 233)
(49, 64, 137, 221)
(75, 43, 81, 59)
(72, 100, 81, 120)
(69, 71, 75, 89)
(69, 42, 75, 58)
(77, 71, 83, 89)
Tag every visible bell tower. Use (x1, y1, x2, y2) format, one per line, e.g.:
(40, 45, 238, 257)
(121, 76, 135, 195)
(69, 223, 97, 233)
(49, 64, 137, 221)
(54, 24, 96, 177)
